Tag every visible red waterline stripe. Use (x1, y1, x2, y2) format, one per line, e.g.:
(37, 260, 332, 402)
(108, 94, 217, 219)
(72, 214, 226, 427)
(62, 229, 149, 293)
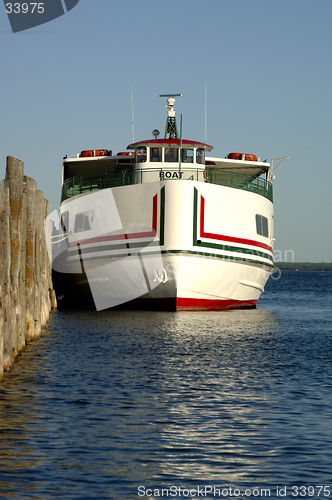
(176, 297, 258, 311)
(68, 194, 158, 248)
(200, 196, 272, 253)
(133, 297, 257, 311)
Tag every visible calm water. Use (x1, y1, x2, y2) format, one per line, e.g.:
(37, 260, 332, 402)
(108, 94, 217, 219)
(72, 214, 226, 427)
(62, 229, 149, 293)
(0, 271, 331, 499)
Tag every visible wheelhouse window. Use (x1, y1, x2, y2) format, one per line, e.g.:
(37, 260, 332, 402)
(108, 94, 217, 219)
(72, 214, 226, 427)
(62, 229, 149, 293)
(150, 147, 162, 162)
(196, 148, 205, 164)
(165, 148, 179, 163)
(256, 214, 269, 237)
(137, 147, 146, 162)
(181, 149, 194, 163)
(74, 211, 94, 233)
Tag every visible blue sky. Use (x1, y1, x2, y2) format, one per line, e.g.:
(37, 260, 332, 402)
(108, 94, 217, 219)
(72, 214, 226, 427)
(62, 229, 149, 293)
(1, 0, 331, 262)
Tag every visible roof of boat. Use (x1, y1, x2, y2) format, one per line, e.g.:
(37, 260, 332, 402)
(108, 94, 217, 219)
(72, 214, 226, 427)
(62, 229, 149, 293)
(205, 156, 270, 176)
(127, 138, 213, 151)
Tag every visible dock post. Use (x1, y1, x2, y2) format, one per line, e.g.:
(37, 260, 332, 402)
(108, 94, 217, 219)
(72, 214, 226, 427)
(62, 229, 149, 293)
(23, 176, 37, 341)
(5, 156, 24, 363)
(33, 190, 44, 338)
(0, 180, 11, 377)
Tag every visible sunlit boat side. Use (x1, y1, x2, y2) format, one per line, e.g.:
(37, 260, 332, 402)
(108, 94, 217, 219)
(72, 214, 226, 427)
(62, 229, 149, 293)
(54, 94, 284, 311)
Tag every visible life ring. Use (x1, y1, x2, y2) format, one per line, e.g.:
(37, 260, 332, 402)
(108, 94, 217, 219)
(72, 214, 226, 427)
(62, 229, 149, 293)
(80, 149, 111, 158)
(116, 151, 136, 156)
(228, 152, 257, 161)
(203, 171, 209, 181)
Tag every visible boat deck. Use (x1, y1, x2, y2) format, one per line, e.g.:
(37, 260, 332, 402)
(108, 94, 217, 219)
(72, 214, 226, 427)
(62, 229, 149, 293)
(61, 167, 273, 203)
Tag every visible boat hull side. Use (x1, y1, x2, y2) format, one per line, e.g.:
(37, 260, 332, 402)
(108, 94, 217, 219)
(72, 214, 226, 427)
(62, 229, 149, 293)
(56, 179, 274, 311)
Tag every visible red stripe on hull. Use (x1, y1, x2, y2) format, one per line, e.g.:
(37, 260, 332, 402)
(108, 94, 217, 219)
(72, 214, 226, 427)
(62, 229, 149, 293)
(176, 297, 257, 311)
(68, 230, 157, 248)
(134, 297, 257, 311)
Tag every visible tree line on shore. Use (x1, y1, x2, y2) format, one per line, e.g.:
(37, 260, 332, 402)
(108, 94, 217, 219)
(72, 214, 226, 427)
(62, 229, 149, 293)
(276, 262, 332, 271)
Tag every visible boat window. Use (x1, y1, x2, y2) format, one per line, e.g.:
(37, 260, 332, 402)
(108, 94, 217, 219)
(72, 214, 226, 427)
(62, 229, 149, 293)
(181, 149, 194, 163)
(256, 214, 269, 237)
(137, 147, 146, 163)
(196, 148, 205, 164)
(150, 147, 162, 162)
(74, 211, 94, 233)
(165, 148, 179, 163)
(60, 211, 69, 234)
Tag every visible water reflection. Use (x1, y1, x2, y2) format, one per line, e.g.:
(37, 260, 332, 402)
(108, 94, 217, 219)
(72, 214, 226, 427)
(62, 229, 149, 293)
(0, 300, 331, 499)
(120, 310, 281, 487)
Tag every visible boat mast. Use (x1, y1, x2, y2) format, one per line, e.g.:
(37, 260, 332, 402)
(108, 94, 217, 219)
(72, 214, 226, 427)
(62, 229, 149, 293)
(159, 93, 182, 139)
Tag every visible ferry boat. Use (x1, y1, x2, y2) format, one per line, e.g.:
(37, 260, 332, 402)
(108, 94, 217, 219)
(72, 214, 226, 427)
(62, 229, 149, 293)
(52, 94, 281, 311)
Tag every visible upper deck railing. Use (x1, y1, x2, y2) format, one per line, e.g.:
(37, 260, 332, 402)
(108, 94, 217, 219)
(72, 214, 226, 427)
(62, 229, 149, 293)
(61, 168, 273, 203)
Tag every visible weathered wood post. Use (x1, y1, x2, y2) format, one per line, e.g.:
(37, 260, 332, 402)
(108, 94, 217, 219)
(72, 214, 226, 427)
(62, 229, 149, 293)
(23, 176, 37, 341)
(33, 190, 44, 338)
(0, 180, 11, 378)
(41, 199, 50, 327)
(20, 176, 27, 352)
(5, 157, 24, 363)
(43, 199, 57, 321)
(47, 211, 57, 312)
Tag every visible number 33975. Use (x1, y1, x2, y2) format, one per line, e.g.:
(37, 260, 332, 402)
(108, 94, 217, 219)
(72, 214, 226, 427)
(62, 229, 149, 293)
(5, 3, 45, 14)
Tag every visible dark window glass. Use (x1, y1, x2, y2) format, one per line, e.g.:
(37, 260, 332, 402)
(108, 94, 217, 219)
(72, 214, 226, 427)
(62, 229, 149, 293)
(60, 211, 69, 234)
(137, 147, 146, 162)
(74, 211, 94, 233)
(165, 148, 179, 162)
(150, 148, 162, 162)
(181, 149, 194, 163)
(256, 214, 269, 237)
(196, 148, 205, 164)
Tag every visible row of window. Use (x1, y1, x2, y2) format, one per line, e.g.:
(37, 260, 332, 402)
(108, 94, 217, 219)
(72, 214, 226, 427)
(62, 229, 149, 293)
(137, 147, 205, 164)
(60, 211, 269, 238)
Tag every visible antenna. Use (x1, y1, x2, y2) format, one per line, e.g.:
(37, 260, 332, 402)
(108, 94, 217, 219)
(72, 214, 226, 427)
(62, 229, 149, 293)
(205, 83, 207, 144)
(159, 94, 182, 139)
(131, 86, 135, 143)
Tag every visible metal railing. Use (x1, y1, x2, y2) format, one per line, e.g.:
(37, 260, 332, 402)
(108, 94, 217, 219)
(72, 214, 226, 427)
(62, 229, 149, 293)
(61, 168, 273, 202)
(205, 169, 273, 202)
(61, 171, 131, 201)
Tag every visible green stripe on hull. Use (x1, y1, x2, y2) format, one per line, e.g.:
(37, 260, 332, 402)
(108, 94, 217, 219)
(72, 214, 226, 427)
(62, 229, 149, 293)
(196, 241, 273, 262)
(160, 249, 275, 269)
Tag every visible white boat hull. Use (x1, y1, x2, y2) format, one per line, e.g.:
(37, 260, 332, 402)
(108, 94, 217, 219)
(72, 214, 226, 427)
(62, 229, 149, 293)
(135, 252, 271, 310)
(55, 179, 274, 311)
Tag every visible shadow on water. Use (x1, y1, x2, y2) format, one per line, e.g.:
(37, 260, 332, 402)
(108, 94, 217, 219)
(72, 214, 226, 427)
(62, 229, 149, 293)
(0, 273, 332, 499)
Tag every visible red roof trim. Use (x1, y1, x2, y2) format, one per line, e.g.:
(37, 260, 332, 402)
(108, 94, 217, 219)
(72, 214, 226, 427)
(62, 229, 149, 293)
(127, 138, 213, 150)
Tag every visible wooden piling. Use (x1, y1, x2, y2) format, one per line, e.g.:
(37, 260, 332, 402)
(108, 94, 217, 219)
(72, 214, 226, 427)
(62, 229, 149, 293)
(23, 175, 37, 341)
(0, 179, 11, 377)
(6, 156, 24, 361)
(0, 156, 56, 379)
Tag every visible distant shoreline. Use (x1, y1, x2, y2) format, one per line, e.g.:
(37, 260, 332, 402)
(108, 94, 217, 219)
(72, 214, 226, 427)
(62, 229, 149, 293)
(276, 262, 332, 271)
